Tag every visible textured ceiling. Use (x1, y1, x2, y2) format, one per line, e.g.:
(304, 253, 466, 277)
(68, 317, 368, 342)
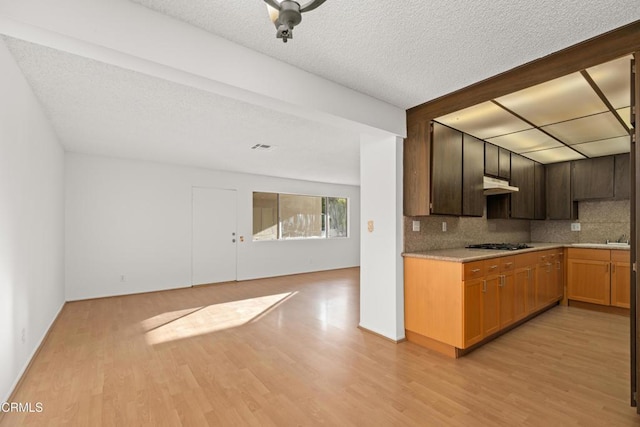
(4, 37, 361, 185)
(132, 0, 640, 109)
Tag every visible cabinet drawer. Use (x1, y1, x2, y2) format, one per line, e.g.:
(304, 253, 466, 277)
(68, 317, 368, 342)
(500, 256, 515, 273)
(537, 250, 553, 264)
(611, 250, 630, 263)
(515, 252, 537, 268)
(567, 248, 610, 261)
(464, 260, 485, 280)
(485, 260, 501, 276)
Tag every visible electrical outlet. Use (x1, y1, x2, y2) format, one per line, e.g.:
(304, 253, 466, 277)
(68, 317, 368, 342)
(412, 220, 420, 232)
(571, 223, 581, 232)
(442, 222, 447, 232)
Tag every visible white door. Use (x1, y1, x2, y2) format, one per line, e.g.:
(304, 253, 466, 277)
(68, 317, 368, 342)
(191, 187, 237, 285)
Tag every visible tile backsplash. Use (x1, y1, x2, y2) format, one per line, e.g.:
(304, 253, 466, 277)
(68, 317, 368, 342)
(531, 199, 630, 244)
(404, 209, 530, 252)
(405, 199, 630, 253)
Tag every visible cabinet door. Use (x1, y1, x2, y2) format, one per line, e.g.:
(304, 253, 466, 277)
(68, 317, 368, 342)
(534, 162, 546, 220)
(431, 123, 462, 215)
(525, 266, 537, 314)
(485, 143, 499, 177)
(546, 162, 577, 220)
(499, 147, 511, 179)
(403, 121, 431, 216)
(463, 279, 484, 347)
(514, 267, 531, 320)
(567, 259, 611, 305)
(611, 261, 631, 308)
(510, 154, 535, 219)
(483, 275, 501, 336)
(554, 252, 564, 300)
(611, 250, 631, 309)
(463, 134, 485, 217)
(614, 153, 630, 200)
(499, 273, 515, 328)
(572, 156, 614, 201)
(536, 261, 553, 308)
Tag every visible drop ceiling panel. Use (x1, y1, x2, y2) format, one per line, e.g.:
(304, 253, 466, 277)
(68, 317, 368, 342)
(521, 146, 585, 164)
(542, 112, 628, 145)
(435, 102, 531, 139)
(486, 128, 563, 153)
(572, 136, 631, 157)
(617, 107, 632, 129)
(587, 55, 632, 109)
(495, 73, 608, 126)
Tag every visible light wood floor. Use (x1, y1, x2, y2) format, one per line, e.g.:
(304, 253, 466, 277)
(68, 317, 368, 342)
(2, 267, 638, 426)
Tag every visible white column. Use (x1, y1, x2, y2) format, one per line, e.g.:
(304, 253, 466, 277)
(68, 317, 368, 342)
(359, 134, 404, 341)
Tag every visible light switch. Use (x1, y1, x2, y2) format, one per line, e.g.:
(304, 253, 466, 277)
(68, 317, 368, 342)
(367, 220, 374, 233)
(571, 222, 581, 231)
(412, 220, 420, 232)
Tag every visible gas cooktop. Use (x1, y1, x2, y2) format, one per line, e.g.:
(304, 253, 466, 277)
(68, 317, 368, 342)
(465, 243, 533, 251)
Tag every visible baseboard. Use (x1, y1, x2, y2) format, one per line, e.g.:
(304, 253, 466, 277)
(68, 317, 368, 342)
(568, 300, 630, 316)
(1, 301, 66, 404)
(358, 325, 406, 344)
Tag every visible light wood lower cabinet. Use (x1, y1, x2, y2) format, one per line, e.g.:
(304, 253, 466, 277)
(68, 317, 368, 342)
(611, 250, 631, 308)
(405, 249, 564, 356)
(463, 278, 483, 347)
(566, 248, 629, 308)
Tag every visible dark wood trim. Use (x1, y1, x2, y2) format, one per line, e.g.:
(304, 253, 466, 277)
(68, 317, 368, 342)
(580, 69, 632, 134)
(407, 20, 640, 123)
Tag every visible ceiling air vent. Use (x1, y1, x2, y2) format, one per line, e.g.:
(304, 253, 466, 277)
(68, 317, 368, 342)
(250, 144, 273, 151)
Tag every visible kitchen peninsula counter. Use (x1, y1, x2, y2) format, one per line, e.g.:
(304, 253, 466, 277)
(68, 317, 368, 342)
(402, 242, 628, 263)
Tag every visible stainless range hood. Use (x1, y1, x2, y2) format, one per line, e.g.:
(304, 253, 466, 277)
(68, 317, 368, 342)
(483, 176, 519, 195)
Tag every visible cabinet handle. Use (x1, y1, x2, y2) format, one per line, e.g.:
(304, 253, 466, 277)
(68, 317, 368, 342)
(499, 275, 505, 287)
(557, 261, 561, 270)
(489, 265, 498, 270)
(471, 269, 481, 273)
(504, 262, 513, 267)
(547, 262, 552, 273)
(482, 280, 487, 293)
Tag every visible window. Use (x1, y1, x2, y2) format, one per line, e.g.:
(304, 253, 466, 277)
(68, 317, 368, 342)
(252, 192, 348, 241)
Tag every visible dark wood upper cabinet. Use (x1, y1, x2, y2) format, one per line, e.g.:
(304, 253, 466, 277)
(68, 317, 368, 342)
(510, 154, 535, 219)
(614, 153, 630, 199)
(403, 121, 431, 216)
(534, 162, 546, 220)
(499, 148, 511, 180)
(485, 143, 511, 179)
(485, 143, 499, 177)
(462, 134, 485, 217)
(572, 157, 614, 201)
(546, 162, 577, 220)
(430, 122, 463, 215)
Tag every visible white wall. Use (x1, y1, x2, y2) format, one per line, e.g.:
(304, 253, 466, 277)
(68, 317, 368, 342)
(359, 135, 404, 341)
(0, 39, 65, 402)
(65, 153, 360, 301)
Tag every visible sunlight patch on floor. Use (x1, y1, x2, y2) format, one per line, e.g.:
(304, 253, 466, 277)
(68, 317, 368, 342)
(143, 292, 296, 345)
